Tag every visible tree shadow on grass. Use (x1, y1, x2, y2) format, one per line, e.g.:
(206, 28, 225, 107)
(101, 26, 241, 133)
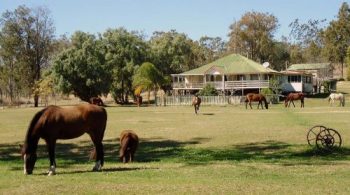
(2, 138, 350, 173)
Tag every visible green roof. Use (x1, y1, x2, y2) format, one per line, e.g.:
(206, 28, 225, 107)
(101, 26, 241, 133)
(287, 63, 330, 71)
(178, 54, 277, 75)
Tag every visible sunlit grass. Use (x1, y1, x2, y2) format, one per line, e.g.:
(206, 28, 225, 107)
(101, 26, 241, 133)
(1, 97, 350, 194)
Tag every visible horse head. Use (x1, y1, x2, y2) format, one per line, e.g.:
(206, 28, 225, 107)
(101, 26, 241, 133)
(21, 145, 37, 175)
(264, 100, 269, 109)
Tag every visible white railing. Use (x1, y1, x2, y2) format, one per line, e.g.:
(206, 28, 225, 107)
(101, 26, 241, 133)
(225, 80, 269, 89)
(172, 80, 270, 89)
(156, 94, 280, 106)
(156, 95, 244, 106)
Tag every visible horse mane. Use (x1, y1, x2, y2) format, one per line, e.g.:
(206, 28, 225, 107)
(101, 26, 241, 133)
(23, 107, 48, 153)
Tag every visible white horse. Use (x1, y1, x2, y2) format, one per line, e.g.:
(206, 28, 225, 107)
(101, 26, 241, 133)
(328, 93, 345, 107)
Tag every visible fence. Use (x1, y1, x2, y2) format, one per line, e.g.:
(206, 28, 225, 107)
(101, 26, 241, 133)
(156, 95, 280, 106)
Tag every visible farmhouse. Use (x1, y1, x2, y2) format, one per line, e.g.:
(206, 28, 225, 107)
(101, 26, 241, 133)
(286, 63, 336, 93)
(171, 54, 279, 95)
(280, 70, 313, 94)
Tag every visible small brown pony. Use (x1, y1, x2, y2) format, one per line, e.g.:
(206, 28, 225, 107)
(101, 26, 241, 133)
(284, 92, 304, 108)
(245, 93, 269, 109)
(89, 97, 104, 106)
(192, 95, 202, 114)
(21, 104, 107, 175)
(119, 130, 139, 163)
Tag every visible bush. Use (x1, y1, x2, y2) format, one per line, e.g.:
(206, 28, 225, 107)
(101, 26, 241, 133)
(198, 84, 218, 96)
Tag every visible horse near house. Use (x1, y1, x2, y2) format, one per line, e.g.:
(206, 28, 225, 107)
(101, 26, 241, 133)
(245, 93, 268, 109)
(285, 92, 305, 108)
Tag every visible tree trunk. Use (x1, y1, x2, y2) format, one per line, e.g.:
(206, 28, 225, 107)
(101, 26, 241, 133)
(341, 62, 344, 79)
(34, 94, 39, 107)
(147, 90, 151, 105)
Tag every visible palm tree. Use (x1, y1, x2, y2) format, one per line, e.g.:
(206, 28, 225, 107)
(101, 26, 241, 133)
(133, 62, 165, 104)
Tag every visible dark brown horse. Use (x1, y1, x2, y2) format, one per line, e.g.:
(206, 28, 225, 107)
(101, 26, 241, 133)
(89, 97, 104, 106)
(21, 104, 107, 175)
(119, 130, 139, 163)
(135, 95, 142, 107)
(245, 93, 269, 109)
(192, 95, 201, 114)
(285, 92, 304, 108)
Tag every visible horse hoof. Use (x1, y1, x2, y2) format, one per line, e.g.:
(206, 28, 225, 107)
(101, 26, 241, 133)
(47, 171, 56, 176)
(92, 167, 102, 172)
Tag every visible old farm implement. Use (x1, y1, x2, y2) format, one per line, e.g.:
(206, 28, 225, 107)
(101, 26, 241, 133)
(307, 125, 342, 151)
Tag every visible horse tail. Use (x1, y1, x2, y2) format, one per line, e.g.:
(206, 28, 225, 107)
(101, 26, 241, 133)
(23, 108, 47, 152)
(343, 96, 345, 106)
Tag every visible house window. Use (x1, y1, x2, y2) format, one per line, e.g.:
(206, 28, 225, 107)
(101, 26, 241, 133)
(288, 75, 301, 83)
(250, 74, 259, 80)
(237, 75, 246, 80)
(305, 76, 311, 83)
(210, 75, 215, 81)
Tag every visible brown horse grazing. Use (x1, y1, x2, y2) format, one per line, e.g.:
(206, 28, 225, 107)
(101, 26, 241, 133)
(192, 95, 201, 114)
(89, 97, 104, 106)
(285, 92, 304, 108)
(135, 95, 142, 107)
(245, 93, 269, 109)
(119, 130, 139, 163)
(21, 104, 107, 175)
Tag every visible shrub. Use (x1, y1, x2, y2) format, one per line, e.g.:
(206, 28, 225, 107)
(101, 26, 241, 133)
(198, 84, 218, 96)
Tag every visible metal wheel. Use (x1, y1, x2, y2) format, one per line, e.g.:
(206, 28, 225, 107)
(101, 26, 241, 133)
(316, 128, 342, 150)
(307, 125, 327, 146)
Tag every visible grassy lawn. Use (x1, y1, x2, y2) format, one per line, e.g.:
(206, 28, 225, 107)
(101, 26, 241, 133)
(1, 94, 350, 194)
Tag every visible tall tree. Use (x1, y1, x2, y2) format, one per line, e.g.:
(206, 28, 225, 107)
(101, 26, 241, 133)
(289, 19, 327, 63)
(149, 30, 196, 75)
(346, 46, 350, 80)
(0, 5, 55, 106)
(228, 11, 279, 63)
(199, 36, 227, 62)
(323, 2, 350, 78)
(53, 31, 112, 101)
(102, 28, 149, 104)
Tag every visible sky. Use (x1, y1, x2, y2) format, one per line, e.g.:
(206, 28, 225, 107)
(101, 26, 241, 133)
(0, 0, 348, 41)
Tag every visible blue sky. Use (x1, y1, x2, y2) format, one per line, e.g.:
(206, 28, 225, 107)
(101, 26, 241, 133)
(0, 0, 347, 41)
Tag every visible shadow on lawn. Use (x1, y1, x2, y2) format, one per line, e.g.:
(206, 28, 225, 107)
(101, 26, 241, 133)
(1, 138, 350, 172)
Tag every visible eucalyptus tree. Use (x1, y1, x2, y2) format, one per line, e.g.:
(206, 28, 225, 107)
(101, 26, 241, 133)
(289, 19, 327, 63)
(102, 28, 148, 104)
(53, 31, 112, 102)
(199, 36, 227, 62)
(322, 2, 350, 78)
(149, 30, 197, 75)
(0, 5, 55, 106)
(228, 11, 279, 63)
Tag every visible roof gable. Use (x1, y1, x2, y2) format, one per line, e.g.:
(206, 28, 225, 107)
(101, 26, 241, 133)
(287, 63, 330, 71)
(179, 54, 277, 75)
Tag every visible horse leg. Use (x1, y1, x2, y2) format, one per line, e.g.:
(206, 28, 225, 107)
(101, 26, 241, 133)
(45, 139, 57, 176)
(301, 99, 304, 108)
(194, 105, 197, 114)
(291, 100, 295, 107)
(130, 151, 135, 162)
(88, 132, 104, 171)
(249, 101, 253, 109)
(92, 142, 104, 171)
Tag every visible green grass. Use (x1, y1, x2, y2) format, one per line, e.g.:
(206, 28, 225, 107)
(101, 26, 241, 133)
(1, 94, 350, 194)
